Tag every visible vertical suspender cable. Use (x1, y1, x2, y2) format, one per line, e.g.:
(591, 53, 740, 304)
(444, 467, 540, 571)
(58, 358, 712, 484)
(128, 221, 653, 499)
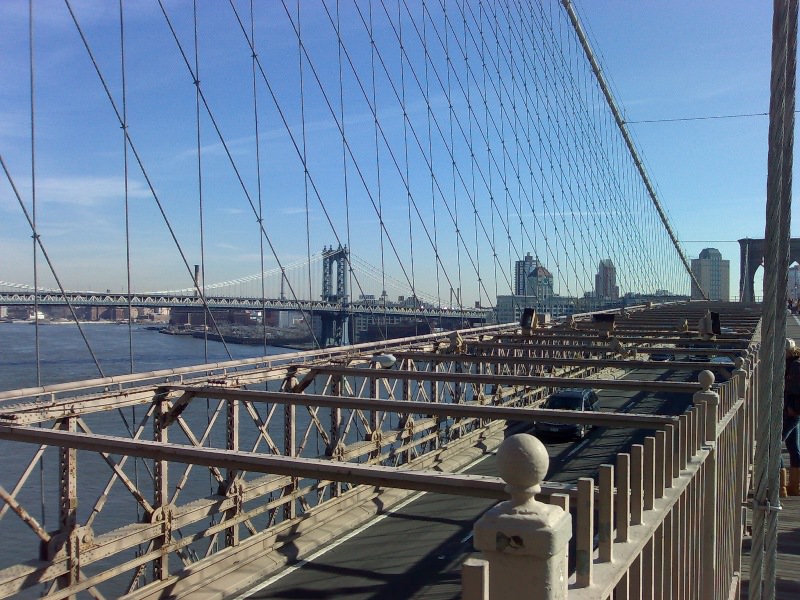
(119, 0, 133, 374)
(368, 3, 388, 338)
(191, 0, 214, 499)
(463, 0, 482, 309)
(192, 0, 208, 362)
(249, 0, 268, 354)
(478, 2, 499, 306)
(28, 0, 41, 388)
(335, 0, 354, 344)
(443, 3, 464, 317)
(118, 0, 142, 549)
(491, 2, 513, 301)
(561, 0, 704, 299)
(296, 0, 314, 344)
(28, 0, 48, 550)
(398, 2, 419, 332)
(422, 1, 442, 309)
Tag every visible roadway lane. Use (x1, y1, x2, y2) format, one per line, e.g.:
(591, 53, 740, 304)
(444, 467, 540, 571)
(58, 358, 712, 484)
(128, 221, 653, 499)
(244, 363, 709, 600)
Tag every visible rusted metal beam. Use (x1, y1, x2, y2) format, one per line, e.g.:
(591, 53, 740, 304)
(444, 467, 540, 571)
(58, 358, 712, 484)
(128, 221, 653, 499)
(169, 387, 680, 429)
(304, 365, 702, 393)
(464, 340, 748, 354)
(0, 425, 508, 500)
(390, 351, 743, 370)
(0, 323, 523, 405)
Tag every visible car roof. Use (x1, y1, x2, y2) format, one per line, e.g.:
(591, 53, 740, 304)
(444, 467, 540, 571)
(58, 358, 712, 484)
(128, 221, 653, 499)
(550, 388, 590, 397)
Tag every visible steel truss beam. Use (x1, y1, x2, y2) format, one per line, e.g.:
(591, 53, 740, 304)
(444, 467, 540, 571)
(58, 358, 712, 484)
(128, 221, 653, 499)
(169, 387, 680, 430)
(0, 425, 508, 499)
(304, 365, 702, 393)
(390, 350, 743, 371)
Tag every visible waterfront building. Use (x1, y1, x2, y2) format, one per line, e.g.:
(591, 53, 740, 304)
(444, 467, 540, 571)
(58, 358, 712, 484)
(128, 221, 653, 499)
(495, 293, 575, 324)
(690, 248, 730, 301)
(525, 263, 554, 300)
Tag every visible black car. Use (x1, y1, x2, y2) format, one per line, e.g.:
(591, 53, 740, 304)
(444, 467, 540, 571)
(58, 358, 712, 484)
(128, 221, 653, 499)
(532, 389, 598, 440)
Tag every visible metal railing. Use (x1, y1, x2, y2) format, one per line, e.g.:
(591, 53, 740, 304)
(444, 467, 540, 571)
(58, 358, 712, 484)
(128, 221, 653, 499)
(464, 326, 760, 599)
(0, 303, 762, 599)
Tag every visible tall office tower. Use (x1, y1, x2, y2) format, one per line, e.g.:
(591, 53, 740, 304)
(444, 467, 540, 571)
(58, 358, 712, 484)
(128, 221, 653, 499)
(790, 264, 800, 301)
(595, 259, 619, 300)
(514, 253, 538, 295)
(690, 248, 730, 301)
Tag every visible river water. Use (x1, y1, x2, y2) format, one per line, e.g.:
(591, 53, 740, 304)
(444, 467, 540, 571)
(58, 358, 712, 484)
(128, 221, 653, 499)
(0, 321, 288, 392)
(0, 322, 299, 594)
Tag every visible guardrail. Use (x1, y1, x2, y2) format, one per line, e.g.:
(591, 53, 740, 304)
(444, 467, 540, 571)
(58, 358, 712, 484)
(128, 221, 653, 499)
(462, 350, 758, 599)
(0, 305, 761, 599)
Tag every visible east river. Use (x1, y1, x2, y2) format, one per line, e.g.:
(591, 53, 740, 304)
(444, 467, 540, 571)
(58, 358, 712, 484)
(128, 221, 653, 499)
(0, 321, 289, 392)
(0, 322, 297, 595)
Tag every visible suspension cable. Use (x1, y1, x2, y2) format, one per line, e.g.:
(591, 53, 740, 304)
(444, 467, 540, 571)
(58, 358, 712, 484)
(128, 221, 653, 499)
(64, 0, 239, 359)
(561, 0, 704, 298)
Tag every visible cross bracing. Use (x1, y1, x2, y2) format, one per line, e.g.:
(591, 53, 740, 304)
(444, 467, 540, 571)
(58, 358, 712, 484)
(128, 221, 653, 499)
(0, 2, 746, 595)
(0, 302, 762, 598)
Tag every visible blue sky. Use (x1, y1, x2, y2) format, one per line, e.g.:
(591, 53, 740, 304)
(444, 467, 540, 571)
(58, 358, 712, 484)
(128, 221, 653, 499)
(0, 1, 787, 303)
(576, 1, 779, 298)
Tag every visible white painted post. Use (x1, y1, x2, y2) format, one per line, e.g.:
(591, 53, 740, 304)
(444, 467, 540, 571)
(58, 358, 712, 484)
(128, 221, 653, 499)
(693, 370, 720, 600)
(462, 557, 490, 600)
(733, 357, 749, 401)
(473, 434, 572, 599)
(693, 370, 718, 444)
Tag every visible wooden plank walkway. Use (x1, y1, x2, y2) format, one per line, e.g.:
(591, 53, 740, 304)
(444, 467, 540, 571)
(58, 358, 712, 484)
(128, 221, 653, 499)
(740, 477, 800, 598)
(739, 315, 800, 598)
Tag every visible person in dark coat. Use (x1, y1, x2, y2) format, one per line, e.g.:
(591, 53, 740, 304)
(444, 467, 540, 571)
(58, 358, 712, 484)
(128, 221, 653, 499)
(782, 338, 800, 496)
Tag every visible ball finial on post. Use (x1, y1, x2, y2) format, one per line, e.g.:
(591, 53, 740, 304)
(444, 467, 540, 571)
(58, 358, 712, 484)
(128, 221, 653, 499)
(698, 369, 715, 391)
(693, 370, 719, 444)
(472, 433, 572, 599)
(496, 433, 549, 509)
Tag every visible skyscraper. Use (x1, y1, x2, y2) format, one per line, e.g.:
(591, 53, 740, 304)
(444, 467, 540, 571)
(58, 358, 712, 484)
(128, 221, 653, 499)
(595, 259, 619, 300)
(514, 253, 538, 296)
(790, 264, 800, 301)
(690, 248, 730, 301)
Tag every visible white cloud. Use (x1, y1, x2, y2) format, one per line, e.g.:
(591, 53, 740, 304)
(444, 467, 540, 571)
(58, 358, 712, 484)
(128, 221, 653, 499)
(220, 207, 246, 215)
(35, 176, 150, 207)
(279, 206, 311, 215)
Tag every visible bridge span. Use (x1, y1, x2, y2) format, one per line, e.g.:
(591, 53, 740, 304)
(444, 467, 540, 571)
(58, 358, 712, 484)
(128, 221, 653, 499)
(0, 0, 794, 596)
(0, 290, 490, 320)
(0, 302, 767, 599)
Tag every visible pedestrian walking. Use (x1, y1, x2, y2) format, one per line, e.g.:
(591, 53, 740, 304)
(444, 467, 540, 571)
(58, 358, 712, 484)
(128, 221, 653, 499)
(781, 338, 800, 496)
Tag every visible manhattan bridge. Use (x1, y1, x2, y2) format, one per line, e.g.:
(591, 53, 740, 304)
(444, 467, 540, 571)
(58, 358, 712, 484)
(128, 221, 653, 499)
(0, 1, 794, 599)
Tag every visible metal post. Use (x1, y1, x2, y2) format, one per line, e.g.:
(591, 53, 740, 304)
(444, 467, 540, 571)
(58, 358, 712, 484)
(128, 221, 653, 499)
(734, 360, 750, 594)
(402, 376, 412, 464)
(432, 358, 441, 450)
(153, 390, 170, 581)
(57, 416, 78, 595)
(225, 397, 240, 548)
(369, 367, 380, 460)
(330, 375, 342, 495)
(281, 370, 298, 521)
